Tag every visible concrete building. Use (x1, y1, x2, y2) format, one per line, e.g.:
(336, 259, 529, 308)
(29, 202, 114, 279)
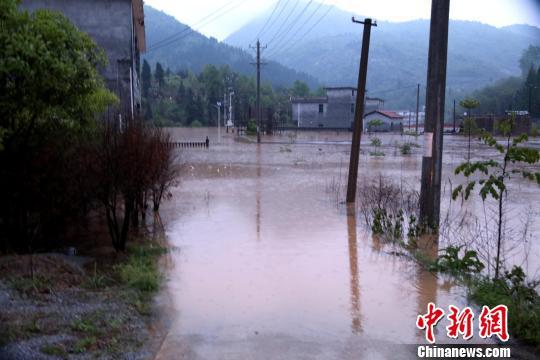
(291, 87, 384, 129)
(21, 0, 146, 120)
(364, 110, 404, 132)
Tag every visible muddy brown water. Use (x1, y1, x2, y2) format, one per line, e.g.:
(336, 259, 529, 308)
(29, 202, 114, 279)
(155, 128, 540, 359)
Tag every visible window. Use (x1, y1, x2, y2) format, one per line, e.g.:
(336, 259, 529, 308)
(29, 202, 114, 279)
(351, 103, 354, 113)
(319, 104, 324, 113)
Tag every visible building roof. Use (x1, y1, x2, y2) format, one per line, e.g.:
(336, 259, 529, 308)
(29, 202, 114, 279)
(365, 110, 404, 120)
(366, 97, 384, 102)
(291, 96, 328, 104)
(132, 0, 146, 52)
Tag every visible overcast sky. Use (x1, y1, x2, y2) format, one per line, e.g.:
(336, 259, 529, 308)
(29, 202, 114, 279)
(145, 0, 540, 40)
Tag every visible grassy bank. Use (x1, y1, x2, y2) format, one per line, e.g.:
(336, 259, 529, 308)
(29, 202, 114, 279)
(0, 240, 167, 359)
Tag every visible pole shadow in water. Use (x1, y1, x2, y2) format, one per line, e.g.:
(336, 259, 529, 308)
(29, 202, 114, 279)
(346, 205, 362, 334)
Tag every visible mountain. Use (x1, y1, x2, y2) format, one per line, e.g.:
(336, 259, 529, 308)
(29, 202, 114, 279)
(142, 6, 319, 89)
(225, 0, 540, 109)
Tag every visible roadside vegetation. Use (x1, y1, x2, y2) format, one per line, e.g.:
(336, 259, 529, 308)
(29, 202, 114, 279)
(0, 1, 175, 357)
(141, 59, 316, 129)
(326, 115, 540, 349)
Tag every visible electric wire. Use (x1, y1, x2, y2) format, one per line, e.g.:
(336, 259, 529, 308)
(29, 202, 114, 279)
(265, 0, 301, 45)
(252, 0, 285, 43)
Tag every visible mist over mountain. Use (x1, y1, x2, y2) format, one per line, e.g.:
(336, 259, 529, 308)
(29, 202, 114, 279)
(225, 1, 540, 109)
(142, 6, 319, 89)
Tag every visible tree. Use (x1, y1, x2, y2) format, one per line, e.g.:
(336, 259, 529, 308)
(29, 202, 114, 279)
(460, 98, 480, 162)
(519, 45, 540, 78)
(291, 80, 310, 97)
(155, 62, 165, 89)
(141, 59, 152, 99)
(0, 0, 116, 251)
(452, 115, 540, 279)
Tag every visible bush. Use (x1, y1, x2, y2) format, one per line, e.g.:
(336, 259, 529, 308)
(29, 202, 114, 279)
(190, 120, 202, 128)
(246, 120, 257, 135)
(430, 245, 484, 275)
(470, 266, 540, 346)
(399, 142, 420, 155)
(370, 137, 382, 147)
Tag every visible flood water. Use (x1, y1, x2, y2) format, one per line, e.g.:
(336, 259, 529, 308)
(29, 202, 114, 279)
(155, 128, 540, 359)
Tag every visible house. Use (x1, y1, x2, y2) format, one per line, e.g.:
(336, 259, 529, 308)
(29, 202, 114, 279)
(21, 0, 146, 120)
(364, 110, 404, 132)
(291, 87, 384, 129)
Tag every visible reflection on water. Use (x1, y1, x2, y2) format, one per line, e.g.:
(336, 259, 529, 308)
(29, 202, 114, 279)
(155, 129, 537, 359)
(346, 205, 361, 334)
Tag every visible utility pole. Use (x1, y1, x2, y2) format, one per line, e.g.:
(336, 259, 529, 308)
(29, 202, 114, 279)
(419, 0, 450, 230)
(415, 83, 420, 134)
(346, 17, 377, 203)
(453, 99, 456, 132)
(224, 93, 228, 133)
(229, 88, 234, 130)
(250, 39, 267, 143)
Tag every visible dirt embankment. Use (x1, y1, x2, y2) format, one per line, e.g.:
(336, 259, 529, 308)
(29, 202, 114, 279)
(0, 251, 165, 359)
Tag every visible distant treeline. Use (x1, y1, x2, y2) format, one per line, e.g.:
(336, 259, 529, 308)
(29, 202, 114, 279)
(470, 46, 540, 116)
(141, 61, 321, 127)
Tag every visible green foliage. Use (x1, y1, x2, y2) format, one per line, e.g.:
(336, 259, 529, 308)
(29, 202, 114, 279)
(190, 120, 202, 128)
(371, 208, 404, 241)
(40, 344, 68, 357)
(399, 142, 420, 155)
(430, 245, 484, 274)
(470, 266, 540, 346)
(452, 116, 540, 278)
(453, 119, 540, 201)
(367, 119, 384, 132)
(141, 59, 152, 99)
(246, 119, 257, 135)
(519, 45, 540, 78)
(0, 0, 116, 147)
(291, 80, 310, 97)
(117, 243, 166, 292)
(370, 137, 382, 147)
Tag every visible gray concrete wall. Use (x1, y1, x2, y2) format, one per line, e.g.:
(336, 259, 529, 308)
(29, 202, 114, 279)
(21, 0, 140, 118)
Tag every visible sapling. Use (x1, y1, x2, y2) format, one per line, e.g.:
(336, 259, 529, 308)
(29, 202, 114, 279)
(452, 116, 540, 279)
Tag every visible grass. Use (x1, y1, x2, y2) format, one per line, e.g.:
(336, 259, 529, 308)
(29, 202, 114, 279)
(116, 243, 166, 293)
(40, 344, 68, 357)
(8, 275, 51, 294)
(73, 336, 97, 353)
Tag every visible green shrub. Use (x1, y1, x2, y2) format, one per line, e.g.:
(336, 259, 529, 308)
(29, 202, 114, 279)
(117, 243, 166, 292)
(246, 120, 257, 135)
(370, 137, 382, 147)
(190, 120, 202, 128)
(470, 266, 540, 346)
(430, 245, 484, 274)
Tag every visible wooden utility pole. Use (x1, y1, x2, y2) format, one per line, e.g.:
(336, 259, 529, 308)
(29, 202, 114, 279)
(346, 17, 377, 203)
(453, 99, 456, 132)
(415, 83, 420, 134)
(251, 39, 266, 143)
(419, 0, 451, 229)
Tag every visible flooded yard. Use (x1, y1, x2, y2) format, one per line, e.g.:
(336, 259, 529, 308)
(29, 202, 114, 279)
(155, 128, 540, 359)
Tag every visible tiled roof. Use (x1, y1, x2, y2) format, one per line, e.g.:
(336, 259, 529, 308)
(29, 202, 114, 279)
(365, 110, 404, 120)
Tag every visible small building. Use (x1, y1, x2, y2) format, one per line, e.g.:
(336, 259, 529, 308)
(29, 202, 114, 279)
(364, 110, 404, 132)
(21, 0, 146, 120)
(291, 87, 384, 129)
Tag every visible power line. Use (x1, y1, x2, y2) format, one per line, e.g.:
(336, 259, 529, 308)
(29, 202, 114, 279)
(265, 0, 316, 52)
(148, 0, 237, 50)
(265, 0, 326, 57)
(267, 1, 335, 58)
(266, 0, 301, 46)
(147, 0, 250, 53)
(253, 0, 285, 43)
